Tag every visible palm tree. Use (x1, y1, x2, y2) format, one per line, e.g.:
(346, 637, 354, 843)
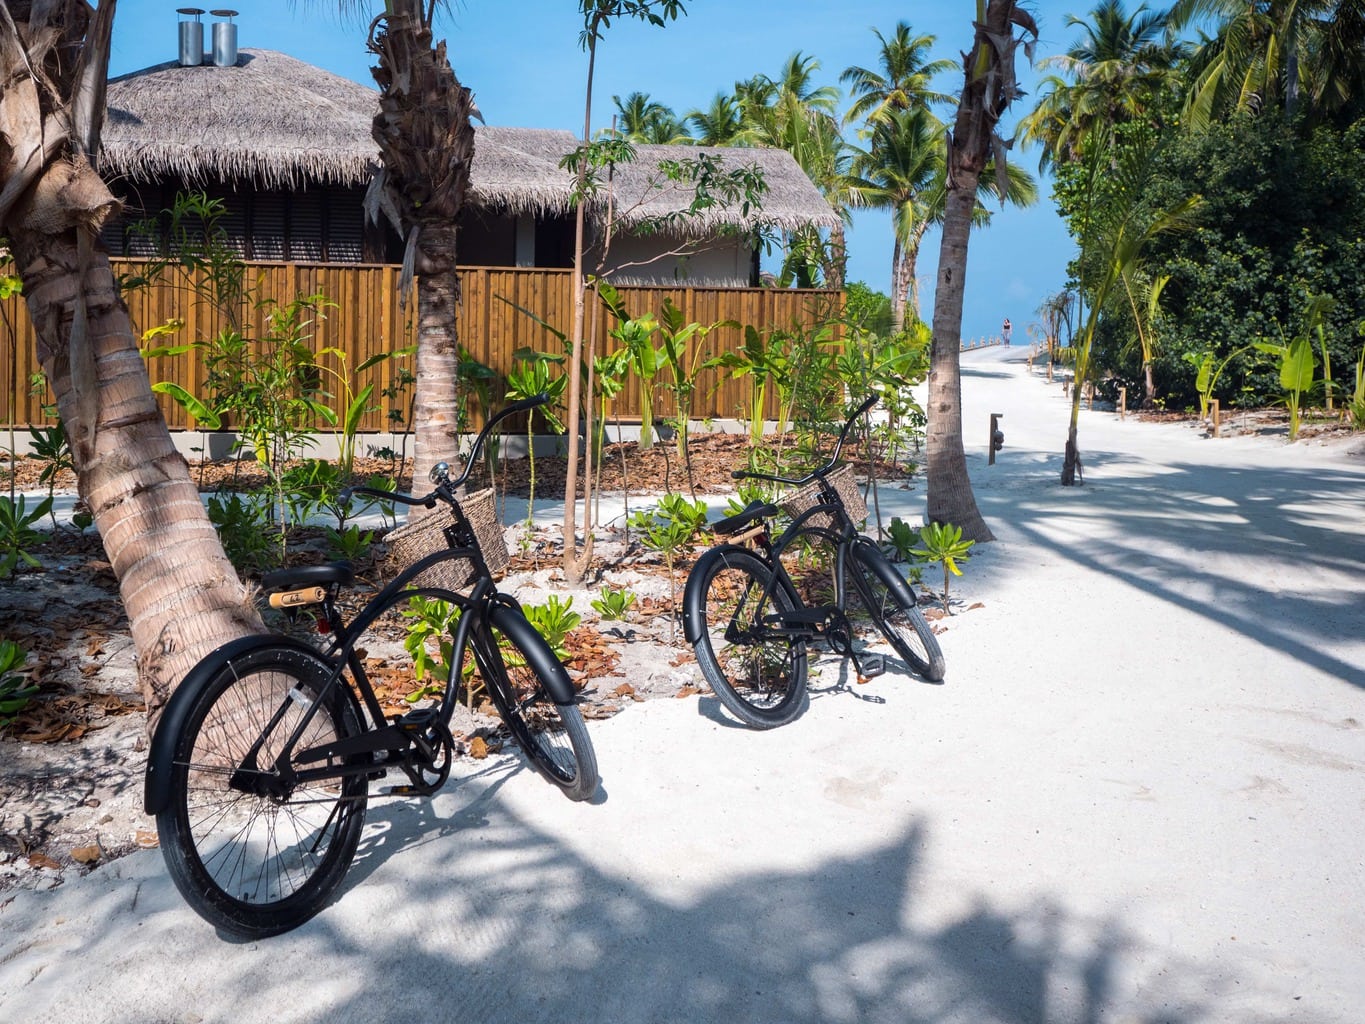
(0, 1, 263, 722)
(840, 21, 957, 128)
(684, 92, 744, 145)
(730, 55, 853, 286)
(848, 108, 945, 331)
(927, 0, 1039, 541)
(1018, 0, 1183, 165)
(1060, 139, 1199, 483)
(1172, 0, 1363, 125)
(610, 91, 687, 143)
(360, 0, 478, 497)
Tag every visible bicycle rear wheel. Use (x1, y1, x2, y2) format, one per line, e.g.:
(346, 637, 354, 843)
(477, 604, 598, 802)
(156, 644, 369, 938)
(847, 539, 945, 682)
(687, 546, 809, 728)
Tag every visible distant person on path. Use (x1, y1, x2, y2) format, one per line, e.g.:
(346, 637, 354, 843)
(1002, 318, 1012, 346)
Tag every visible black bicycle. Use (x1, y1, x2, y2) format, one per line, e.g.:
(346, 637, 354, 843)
(143, 394, 597, 938)
(682, 395, 945, 729)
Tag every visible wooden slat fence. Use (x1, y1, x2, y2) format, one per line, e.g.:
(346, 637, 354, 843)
(2, 260, 842, 432)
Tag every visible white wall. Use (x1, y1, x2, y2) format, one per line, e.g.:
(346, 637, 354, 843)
(594, 230, 752, 287)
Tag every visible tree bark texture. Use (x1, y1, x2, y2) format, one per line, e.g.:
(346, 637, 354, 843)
(925, 0, 1036, 542)
(2, 0, 260, 727)
(927, 187, 993, 542)
(368, 1, 475, 495)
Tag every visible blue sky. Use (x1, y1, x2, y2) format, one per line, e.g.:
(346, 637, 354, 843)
(108, 1, 1084, 343)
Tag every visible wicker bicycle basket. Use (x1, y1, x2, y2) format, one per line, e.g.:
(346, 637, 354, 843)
(384, 487, 509, 591)
(779, 463, 868, 530)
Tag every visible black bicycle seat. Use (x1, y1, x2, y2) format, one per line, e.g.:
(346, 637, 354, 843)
(713, 500, 779, 536)
(260, 561, 355, 591)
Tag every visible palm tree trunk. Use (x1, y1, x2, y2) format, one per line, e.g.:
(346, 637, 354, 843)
(927, 187, 994, 541)
(11, 225, 261, 726)
(411, 223, 462, 488)
(0, 1, 260, 727)
(924, 0, 1034, 542)
(823, 223, 847, 291)
(367, 1, 475, 498)
(890, 237, 907, 335)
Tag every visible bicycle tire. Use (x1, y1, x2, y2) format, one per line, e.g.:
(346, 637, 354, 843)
(477, 604, 599, 802)
(686, 546, 809, 729)
(156, 644, 369, 938)
(847, 539, 946, 682)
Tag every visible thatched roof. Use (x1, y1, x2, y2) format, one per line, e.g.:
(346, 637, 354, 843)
(102, 50, 379, 189)
(101, 49, 838, 232)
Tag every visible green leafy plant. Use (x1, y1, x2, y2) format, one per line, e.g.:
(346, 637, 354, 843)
(629, 493, 706, 637)
(522, 594, 582, 662)
(1349, 325, 1365, 430)
(1182, 345, 1252, 421)
(705, 322, 790, 448)
(401, 596, 462, 690)
(911, 521, 975, 614)
(506, 349, 568, 530)
(324, 524, 374, 563)
(1254, 329, 1317, 442)
(0, 494, 51, 578)
(0, 639, 39, 730)
(206, 492, 275, 575)
(28, 423, 72, 528)
(590, 585, 637, 621)
(881, 517, 919, 563)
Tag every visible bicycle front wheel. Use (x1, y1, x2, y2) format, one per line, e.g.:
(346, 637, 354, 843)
(687, 546, 809, 729)
(477, 604, 599, 802)
(847, 539, 945, 682)
(156, 644, 369, 938)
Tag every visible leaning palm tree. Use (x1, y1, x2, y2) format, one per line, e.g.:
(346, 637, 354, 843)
(840, 20, 957, 129)
(0, 0, 262, 723)
(927, 0, 1038, 542)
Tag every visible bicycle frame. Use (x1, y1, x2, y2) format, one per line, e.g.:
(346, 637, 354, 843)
(147, 394, 573, 814)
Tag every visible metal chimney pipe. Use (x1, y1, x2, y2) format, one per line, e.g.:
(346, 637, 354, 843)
(210, 9, 239, 67)
(177, 7, 205, 67)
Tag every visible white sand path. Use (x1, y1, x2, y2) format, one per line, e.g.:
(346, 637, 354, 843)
(2, 346, 1362, 1024)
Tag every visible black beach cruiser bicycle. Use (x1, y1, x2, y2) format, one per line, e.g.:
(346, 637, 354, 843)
(682, 395, 945, 729)
(144, 394, 597, 938)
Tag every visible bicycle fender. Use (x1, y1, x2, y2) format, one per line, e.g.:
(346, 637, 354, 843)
(489, 604, 578, 704)
(849, 537, 919, 604)
(681, 545, 739, 646)
(143, 634, 329, 815)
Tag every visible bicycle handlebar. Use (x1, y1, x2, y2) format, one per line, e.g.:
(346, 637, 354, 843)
(731, 394, 878, 487)
(340, 393, 550, 507)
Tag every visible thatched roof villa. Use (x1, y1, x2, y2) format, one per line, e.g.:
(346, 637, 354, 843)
(99, 47, 837, 286)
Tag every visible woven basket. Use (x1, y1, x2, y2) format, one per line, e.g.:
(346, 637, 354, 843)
(779, 464, 868, 530)
(384, 488, 509, 591)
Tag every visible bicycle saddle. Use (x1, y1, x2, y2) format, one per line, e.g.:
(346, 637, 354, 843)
(260, 561, 355, 591)
(713, 500, 779, 536)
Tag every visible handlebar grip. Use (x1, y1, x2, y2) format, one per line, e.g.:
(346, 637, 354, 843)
(504, 392, 550, 414)
(732, 470, 751, 480)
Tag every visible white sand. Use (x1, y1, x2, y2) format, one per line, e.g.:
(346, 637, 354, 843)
(2, 346, 1362, 1024)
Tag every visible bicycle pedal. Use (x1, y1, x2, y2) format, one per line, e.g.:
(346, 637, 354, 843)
(857, 654, 886, 681)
